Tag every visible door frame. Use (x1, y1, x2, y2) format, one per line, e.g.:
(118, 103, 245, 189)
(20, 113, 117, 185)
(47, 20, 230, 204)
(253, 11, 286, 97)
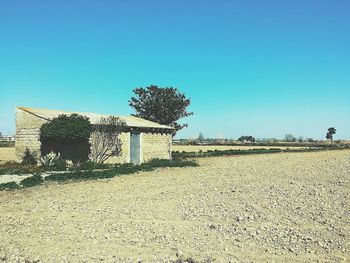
(130, 132, 142, 164)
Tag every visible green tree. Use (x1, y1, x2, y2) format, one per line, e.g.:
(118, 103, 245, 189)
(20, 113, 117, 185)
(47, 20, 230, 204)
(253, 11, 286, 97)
(129, 85, 193, 133)
(326, 127, 336, 142)
(40, 114, 92, 164)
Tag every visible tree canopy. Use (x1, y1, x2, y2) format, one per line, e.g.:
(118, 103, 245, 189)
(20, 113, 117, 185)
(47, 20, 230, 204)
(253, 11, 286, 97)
(40, 114, 92, 163)
(238, 136, 255, 142)
(128, 85, 193, 133)
(40, 114, 92, 142)
(326, 127, 336, 141)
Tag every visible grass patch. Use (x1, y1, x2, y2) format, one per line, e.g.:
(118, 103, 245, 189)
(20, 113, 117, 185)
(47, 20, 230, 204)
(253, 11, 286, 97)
(45, 159, 198, 183)
(145, 158, 198, 168)
(0, 162, 46, 175)
(0, 181, 20, 190)
(20, 174, 44, 188)
(0, 159, 199, 190)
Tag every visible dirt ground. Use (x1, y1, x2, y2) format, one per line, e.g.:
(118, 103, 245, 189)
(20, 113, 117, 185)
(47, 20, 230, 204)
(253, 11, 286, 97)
(0, 147, 16, 164)
(172, 145, 307, 152)
(0, 150, 349, 262)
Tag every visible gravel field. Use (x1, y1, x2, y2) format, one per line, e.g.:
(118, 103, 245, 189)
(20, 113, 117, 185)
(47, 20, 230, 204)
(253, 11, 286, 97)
(172, 145, 307, 152)
(0, 150, 349, 262)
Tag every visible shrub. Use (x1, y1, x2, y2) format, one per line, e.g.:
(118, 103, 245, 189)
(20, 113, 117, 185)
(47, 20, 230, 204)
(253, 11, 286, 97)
(0, 162, 45, 175)
(75, 161, 111, 170)
(51, 158, 68, 171)
(45, 159, 198, 183)
(21, 148, 37, 165)
(146, 158, 198, 168)
(40, 152, 60, 167)
(40, 114, 92, 164)
(39, 152, 67, 170)
(20, 174, 44, 188)
(0, 182, 20, 191)
(90, 116, 126, 164)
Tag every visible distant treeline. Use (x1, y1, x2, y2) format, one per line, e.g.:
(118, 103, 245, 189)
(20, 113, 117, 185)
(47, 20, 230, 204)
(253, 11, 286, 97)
(173, 144, 350, 159)
(0, 141, 15, 147)
(173, 138, 349, 147)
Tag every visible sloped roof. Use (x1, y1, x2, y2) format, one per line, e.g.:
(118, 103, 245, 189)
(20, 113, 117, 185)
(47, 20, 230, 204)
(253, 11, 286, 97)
(16, 106, 174, 130)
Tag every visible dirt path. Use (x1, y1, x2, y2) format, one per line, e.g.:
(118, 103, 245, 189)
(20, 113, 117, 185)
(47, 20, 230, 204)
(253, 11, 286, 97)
(0, 150, 349, 262)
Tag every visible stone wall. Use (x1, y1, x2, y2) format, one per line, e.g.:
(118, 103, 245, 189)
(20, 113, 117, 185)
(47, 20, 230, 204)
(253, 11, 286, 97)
(105, 132, 131, 164)
(15, 108, 47, 160)
(141, 132, 172, 162)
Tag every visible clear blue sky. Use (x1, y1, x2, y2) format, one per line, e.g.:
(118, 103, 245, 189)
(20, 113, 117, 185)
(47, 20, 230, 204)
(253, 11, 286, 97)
(0, 0, 349, 139)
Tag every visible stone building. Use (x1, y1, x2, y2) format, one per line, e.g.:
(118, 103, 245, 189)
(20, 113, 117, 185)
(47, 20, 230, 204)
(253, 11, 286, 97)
(15, 106, 174, 164)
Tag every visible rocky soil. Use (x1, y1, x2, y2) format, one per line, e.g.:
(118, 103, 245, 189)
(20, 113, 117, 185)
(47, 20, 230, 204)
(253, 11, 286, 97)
(0, 150, 349, 262)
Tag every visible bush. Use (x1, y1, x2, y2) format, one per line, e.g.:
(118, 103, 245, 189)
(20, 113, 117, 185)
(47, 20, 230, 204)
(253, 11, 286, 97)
(0, 182, 20, 191)
(45, 159, 198, 183)
(0, 161, 45, 175)
(146, 158, 198, 168)
(40, 152, 60, 167)
(20, 174, 44, 188)
(51, 158, 68, 171)
(90, 116, 126, 164)
(21, 148, 37, 165)
(40, 114, 92, 164)
(40, 152, 67, 170)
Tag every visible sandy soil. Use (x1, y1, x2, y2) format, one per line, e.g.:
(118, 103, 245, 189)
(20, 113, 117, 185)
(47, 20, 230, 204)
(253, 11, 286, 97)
(0, 147, 16, 164)
(0, 150, 349, 262)
(172, 145, 307, 152)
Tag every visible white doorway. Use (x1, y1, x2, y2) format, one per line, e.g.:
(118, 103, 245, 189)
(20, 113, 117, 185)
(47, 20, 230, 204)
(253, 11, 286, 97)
(130, 133, 141, 164)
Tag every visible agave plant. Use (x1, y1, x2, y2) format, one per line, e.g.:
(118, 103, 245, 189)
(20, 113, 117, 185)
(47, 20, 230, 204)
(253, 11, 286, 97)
(40, 152, 60, 167)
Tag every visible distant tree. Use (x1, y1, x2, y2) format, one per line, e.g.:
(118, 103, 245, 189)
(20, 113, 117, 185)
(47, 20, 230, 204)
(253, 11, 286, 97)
(297, 136, 304, 143)
(0, 131, 2, 137)
(198, 132, 205, 142)
(284, 134, 296, 142)
(307, 138, 315, 143)
(268, 138, 278, 143)
(238, 136, 255, 142)
(326, 127, 336, 142)
(129, 85, 193, 134)
(90, 116, 126, 164)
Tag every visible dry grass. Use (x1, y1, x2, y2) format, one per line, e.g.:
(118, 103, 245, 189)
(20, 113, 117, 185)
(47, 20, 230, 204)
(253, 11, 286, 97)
(0, 150, 349, 262)
(0, 147, 16, 164)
